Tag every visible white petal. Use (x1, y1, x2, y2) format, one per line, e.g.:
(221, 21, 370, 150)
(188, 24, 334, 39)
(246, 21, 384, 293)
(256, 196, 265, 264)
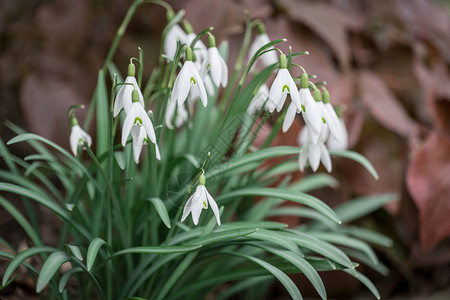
(191, 186, 206, 225)
(320, 143, 332, 172)
(128, 77, 145, 109)
(328, 119, 348, 151)
(69, 125, 81, 156)
(308, 143, 321, 172)
(282, 102, 297, 132)
(154, 143, 161, 160)
(164, 24, 186, 60)
(165, 100, 176, 130)
(298, 146, 308, 172)
(209, 48, 222, 87)
(138, 107, 157, 145)
(132, 127, 144, 164)
(268, 70, 285, 112)
(121, 105, 137, 146)
(206, 189, 221, 226)
(181, 191, 198, 222)
(175, 63, 192, 106)
(191, 62, 208, 107)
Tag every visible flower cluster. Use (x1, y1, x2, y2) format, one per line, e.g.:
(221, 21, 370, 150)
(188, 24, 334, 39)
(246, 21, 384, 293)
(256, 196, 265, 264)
(114, 63, 161, 164)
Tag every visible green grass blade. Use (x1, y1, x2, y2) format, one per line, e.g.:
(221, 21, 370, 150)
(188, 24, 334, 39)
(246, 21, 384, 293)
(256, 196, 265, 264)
(95, 69, 109, 161)
(65, 244, 83, 261)
(2, 246, 57, 286)
(335, 193, 398, 223)
(86, 237, 106, 271)
(343, 269, 381, 299)
(36, 251, 71, 293)
(146, 197, 171, 228)
(112, 245, 202, 257)
(58, 267, 83, 293)
(331, 150, 379, 180)
(217, 187, 341, 224)
(190, 228, 257, 246)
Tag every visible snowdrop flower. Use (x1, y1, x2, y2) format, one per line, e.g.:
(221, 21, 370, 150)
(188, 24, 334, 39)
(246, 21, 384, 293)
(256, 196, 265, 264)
(170, 46, 208, 107)
(69, 119, 92, 156)
(267, 53, 301, 113)
(247, 83, 269, 114)
(298, 126, 332, 173)
(322, 89, 344, 142)
(113, 63, 144, 117)
(201, 33, 228, 88)
(282, 102, 301, 132)
(248, 23, 278, 67)
(165, 99, 188, 129)
(163, 11, 187, 61)
(181, 174, 221, 226)
(299, 73, 323, 144)
(184, 21, 208, 64)
(327, 116, 348, 151)
(122, 90, 160, 163)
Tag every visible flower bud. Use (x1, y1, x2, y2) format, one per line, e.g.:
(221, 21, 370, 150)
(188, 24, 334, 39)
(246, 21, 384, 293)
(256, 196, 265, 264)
(313, 88, 322, 102)
(300, 73, 309, 89)
(199, 174, 206, 185)
(128, 63, 136, 77)
(279, 53, 287, 69)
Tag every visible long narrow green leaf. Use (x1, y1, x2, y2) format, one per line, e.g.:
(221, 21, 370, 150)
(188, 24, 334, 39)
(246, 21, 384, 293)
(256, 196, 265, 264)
(207, 146, 299, 178)
(248, 229, 301, 254)
(65, 244, 83, 261)
(335, 193, 398, 223)
(86, 238, 106, 271)
(342, 226, 393, 248)
(36, 251, 71, 293)
(0, 183, 91, 239)
(331, 150, 379, 180)
(58, 267, 83, 293)
(190, 228, 257, 246)
(268, 206, 338, 229)
(2, 246, 57, 285)
(0, 195, 42, 247)
(225, 252, 302, 300)
(112, 245, 202, 257)
(343, 269, 381, 299)
(260, 245, 326, 300)
(217, 187, 341, 224)
(95, 69, 109, 160)
(308, 232, 379, 265)
(146, 197, 171, 228)
(216, 276, 272, 300)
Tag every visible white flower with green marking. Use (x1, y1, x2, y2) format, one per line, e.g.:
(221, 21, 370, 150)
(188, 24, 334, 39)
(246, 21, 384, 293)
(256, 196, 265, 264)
(298, 125, 332, 173)
(300, 85, 323, 145)
(181, 174, 221, 226)
(170, 46, 208, 107)
(328, 118, 348, 151)
(113, 63, 144, 117)
(202, 34, 228, 89)
(69, 124, 92, 156)
(268, 53, 301, 113)
(248, 24, 277, 67)
(122, 90, 160, 163)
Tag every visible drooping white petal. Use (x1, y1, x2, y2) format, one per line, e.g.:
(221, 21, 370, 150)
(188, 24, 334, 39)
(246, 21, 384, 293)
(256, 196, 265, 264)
(248, 84, 269, 114)
(190, 62, 208, 107)
(132, 126, 145, 164)
(282, 102, 298, 132)
(137, 107, 156, 145)
(268, 69, 286, 112)
(328, 118, 348, 151)
(203, 75, 215, 96)
(220, 53, 228, 87)
(154, 143, 161, 161)
(209, 48, 222, 87)
(181, 189, 200, 222)
(191, 186, 207, 225)
(298, 146, 308, 172)
(308, 143, 321, 172)
(300, 88, 322, 143)
(121, 106, 136, 147)
(248, 33, 278, 67)
(324, 103, 342, 141)
(171, 62, 191, 105)
(320, 143, 332, 172)
(283, 69, 302, 111)
(205, 189, 221, 225)
(164, 24, 186, 61)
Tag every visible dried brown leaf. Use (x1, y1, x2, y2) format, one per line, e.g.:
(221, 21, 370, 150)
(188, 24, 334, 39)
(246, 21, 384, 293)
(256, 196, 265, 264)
(406, 132, 450, 250)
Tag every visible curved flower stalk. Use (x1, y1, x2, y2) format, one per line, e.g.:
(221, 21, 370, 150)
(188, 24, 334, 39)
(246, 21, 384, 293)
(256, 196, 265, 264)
(164, 11, 187, 61)
(247, 83, 269, 114)
(170, 46, 208, 107)
(121, 90, 160, 163)
(181, 174, 221, 225)
(165, 99, 188, 129)
(298, 126, 332, 173)
(69, 120, 92, 156)
(113, 63, 144, 117)
(268, 53, 301, 113)
(248, 23, 278, 67)
(201, 33, 228, 89)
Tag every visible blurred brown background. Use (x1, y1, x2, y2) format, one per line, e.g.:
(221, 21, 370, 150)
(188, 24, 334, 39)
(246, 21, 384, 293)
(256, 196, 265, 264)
(1, 0, 450, 298)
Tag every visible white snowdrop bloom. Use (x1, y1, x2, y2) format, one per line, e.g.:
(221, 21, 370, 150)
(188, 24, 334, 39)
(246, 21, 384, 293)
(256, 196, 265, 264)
(164, 23, 187, 61)
(184, 21, 208, 64)
(69, 123, 92, 156)
(327, 118, 348, 151)
(299, 79, 323, 144)
(165, 99, 188, 129)
(113, 63, 144, 117)
(247, 83, 269, 114)
(298, 126, 332, 173)
(170, 46, 208, 107)
(181, 174, 221, 226)
(121, 90, 160, 163)
(248, 24, 278, 67)
(322, 89, 344, 142)
(282, 102, 302, 132)
(267, 53, 301, 113)
(202, 34, 228, 88)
